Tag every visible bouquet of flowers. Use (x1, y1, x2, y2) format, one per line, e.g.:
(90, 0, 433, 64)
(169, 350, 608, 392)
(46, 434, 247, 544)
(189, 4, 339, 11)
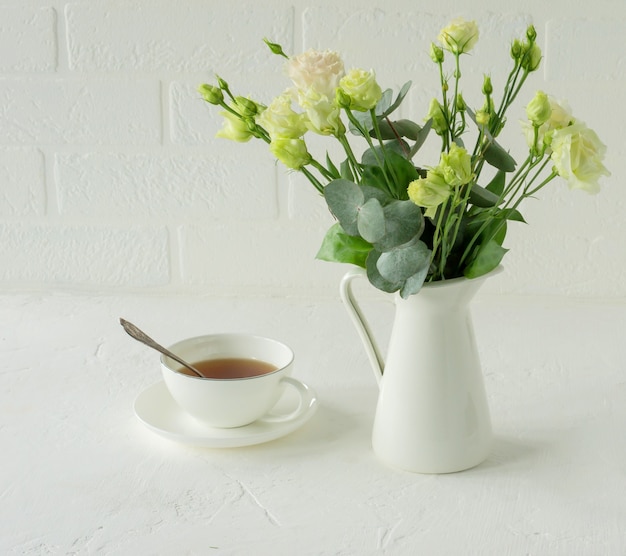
(199, 18, 609, 298)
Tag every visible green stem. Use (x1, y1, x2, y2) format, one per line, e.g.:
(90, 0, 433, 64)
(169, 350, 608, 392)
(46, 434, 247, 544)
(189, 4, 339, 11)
(437, 61, 450, 152)
(450, 53, 462, 141)
(337, 133, 362, 181)
(300, 167, 324, 194)
(458, 155, 551, 267)
(369, 108, 400, 194)
(310, 159, 335, 182)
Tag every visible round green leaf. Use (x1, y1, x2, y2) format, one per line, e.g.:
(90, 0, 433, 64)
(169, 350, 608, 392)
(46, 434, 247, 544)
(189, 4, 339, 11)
(357, 198, 385, 243)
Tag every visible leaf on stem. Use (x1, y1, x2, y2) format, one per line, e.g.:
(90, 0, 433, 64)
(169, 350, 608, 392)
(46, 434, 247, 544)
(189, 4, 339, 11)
(409, 118, 433, 158)
(374, 119, 423, 140)
(483, 142, 516, 172)
(316, 223, 373, 267)
(486, 169, 506, 195)
(324, 179, 365, 236)
(374, 199, 425, 251)
(463, 239, 508, 278)
(469, 183, 500, 208)
(375, 238, 431, 298)
(357, 198, 386, 243)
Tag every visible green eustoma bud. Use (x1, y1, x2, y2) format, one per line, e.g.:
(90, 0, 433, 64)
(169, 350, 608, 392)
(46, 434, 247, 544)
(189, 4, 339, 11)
(520, 41, 542, 72)
(430, 43, 444, 64)
(198, 84, 223, 105)
(456, 93, 466, 111)
(510, 39, 523, 60)
(526, 24, 537, 43)
(263, 38, 289, 59)
(235, 96, 259, 118)
(216, 75, 229, 91)
(482, 75, 493, 95)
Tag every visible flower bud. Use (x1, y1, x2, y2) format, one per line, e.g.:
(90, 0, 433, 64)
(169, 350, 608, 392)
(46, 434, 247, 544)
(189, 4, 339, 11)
(430, 43, 444, 64)
(526, 25, 537, 43)
(198, 84, 224, 105)
(235, 96, 259, 118)
(456, 93, 466, 111)
(269, 138, 311, 169)
(216, 75, 229, 91)
(426, 98, 448, 136)
(476, 109, 490, 126)
(482, 75, 493, 95)
(525, 90, 551, 126)
(520, 41, 542, 72)
(510, 39, 523, 60)
(263, 38, 288, 58)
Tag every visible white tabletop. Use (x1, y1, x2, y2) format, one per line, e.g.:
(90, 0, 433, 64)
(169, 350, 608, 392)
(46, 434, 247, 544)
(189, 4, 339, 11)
(2, 291, 625, 555)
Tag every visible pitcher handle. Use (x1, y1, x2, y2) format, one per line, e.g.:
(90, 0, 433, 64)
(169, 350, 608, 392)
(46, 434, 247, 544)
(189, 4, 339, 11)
(339, 267, 384, 386)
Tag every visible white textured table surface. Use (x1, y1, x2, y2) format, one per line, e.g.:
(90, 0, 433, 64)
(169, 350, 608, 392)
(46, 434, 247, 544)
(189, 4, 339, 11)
(2, 291, 626, 555)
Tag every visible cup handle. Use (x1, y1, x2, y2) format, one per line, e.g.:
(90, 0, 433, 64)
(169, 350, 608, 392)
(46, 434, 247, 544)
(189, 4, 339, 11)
(258, 377, 312, 424)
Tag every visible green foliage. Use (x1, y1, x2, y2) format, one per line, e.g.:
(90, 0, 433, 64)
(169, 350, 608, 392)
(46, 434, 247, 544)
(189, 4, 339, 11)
(316, 223, 372, 267)
(201, 21, 607, 295)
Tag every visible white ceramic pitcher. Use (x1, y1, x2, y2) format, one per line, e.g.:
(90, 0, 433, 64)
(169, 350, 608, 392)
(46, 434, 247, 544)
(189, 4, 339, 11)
(340, 266, 499, 473)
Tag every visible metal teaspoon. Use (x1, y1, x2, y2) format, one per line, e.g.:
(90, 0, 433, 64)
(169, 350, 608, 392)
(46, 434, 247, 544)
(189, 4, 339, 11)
(119, 318, 204, 378)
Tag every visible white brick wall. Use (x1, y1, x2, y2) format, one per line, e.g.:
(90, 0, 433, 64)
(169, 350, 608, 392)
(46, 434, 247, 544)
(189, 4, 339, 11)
(0, 1, 622, 297)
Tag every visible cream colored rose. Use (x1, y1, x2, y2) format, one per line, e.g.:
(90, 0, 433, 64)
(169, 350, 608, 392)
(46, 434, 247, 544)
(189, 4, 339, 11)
(408, 169, 452, 218)
(269, 137, 311, 170)
(439, 143, 473, 186)
(438, 18, 479, 54)
(286, 49, 345, 99)
(216, 108, 254, 142)
(256, 92, 308, 140)
(299, 88, 344, 136)
(522, 96, 573, 149)
(551, 121, 610, 194)
(526, 90, 551, 126)
(338, 69, 383, 111)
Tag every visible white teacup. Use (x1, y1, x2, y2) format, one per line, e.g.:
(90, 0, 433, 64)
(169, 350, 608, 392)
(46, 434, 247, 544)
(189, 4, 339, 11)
(161, 333, 307, 428)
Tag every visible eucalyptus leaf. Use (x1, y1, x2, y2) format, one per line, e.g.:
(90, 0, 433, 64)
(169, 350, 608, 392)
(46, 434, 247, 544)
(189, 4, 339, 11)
(357, 198, 386, 243)
(316, 223, 373, 267)
(366, 250, 401, 293)
(380, 81, 412, 118)
(323, 179, 365, 236)
(376, 238, 431, 284)
(399, 265, 430, 298)
(375, 199, 425, 251)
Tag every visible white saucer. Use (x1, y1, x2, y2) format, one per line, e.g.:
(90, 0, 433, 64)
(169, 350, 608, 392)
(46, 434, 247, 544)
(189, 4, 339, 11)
(134, 379, 318, 448)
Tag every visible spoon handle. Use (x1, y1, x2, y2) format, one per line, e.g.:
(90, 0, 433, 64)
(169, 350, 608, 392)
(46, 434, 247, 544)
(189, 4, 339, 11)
(119, 318, 204, 378)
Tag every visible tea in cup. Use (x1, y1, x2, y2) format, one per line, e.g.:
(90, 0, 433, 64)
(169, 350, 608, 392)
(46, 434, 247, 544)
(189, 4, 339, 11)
(160, 333, 306, 428)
